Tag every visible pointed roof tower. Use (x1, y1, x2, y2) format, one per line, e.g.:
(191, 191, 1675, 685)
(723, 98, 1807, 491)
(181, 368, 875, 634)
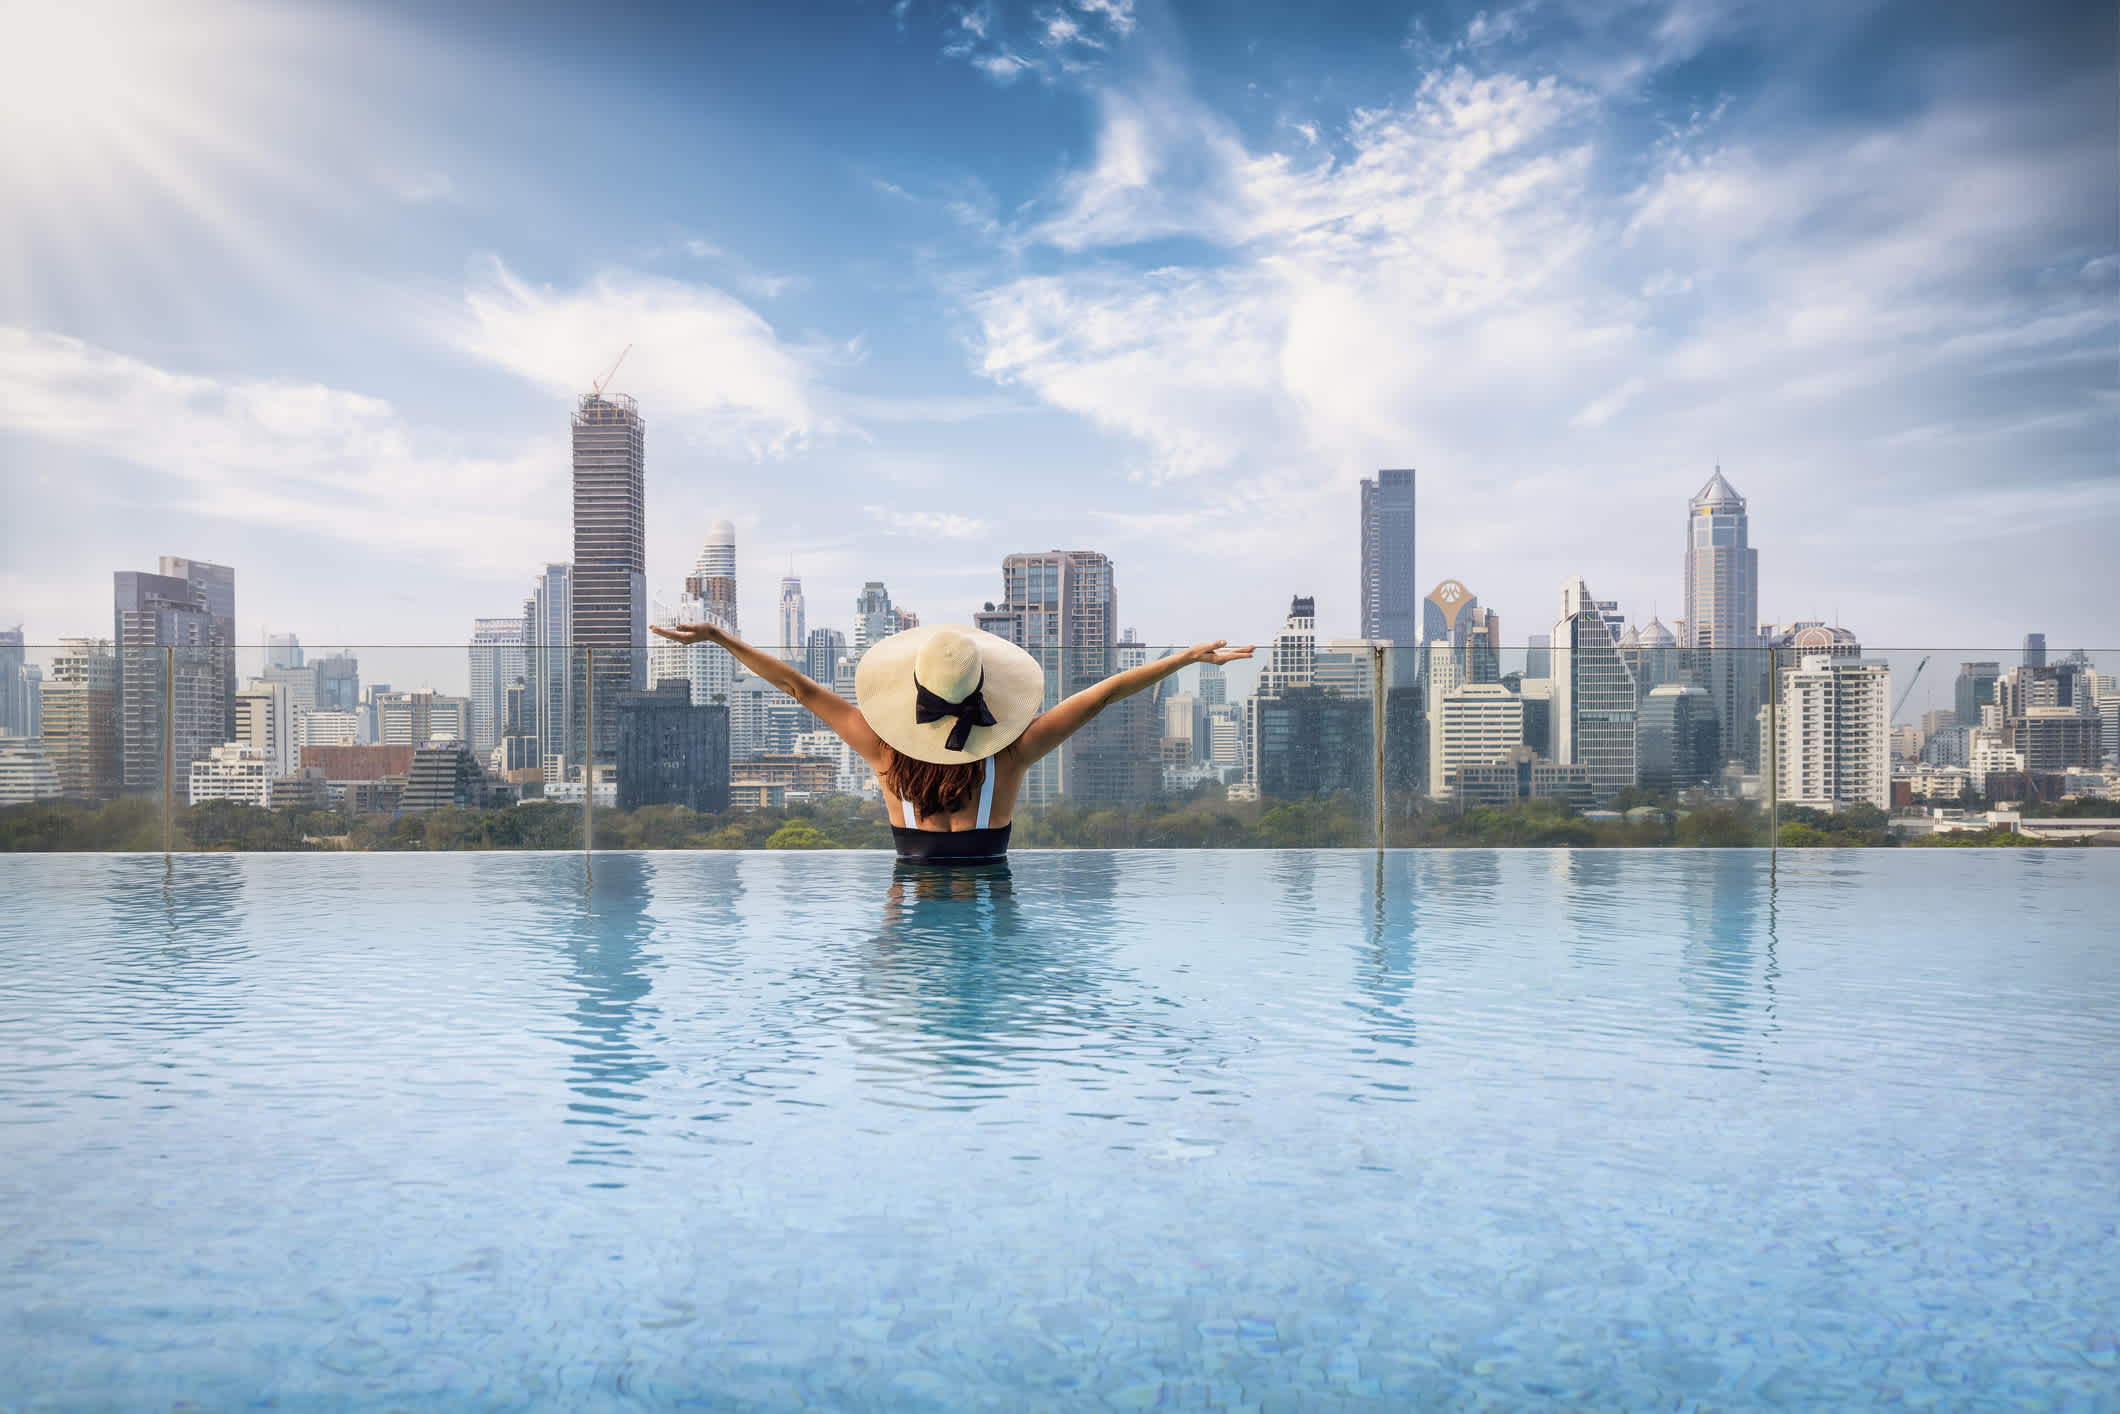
(1691, 466, 1744, 510)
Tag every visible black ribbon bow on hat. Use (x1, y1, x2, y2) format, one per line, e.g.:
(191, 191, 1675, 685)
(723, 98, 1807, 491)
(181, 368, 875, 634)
(914, 672, 998, 752)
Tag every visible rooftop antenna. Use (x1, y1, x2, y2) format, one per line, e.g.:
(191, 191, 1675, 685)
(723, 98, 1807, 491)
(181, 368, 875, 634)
(591, 344, 632, 399)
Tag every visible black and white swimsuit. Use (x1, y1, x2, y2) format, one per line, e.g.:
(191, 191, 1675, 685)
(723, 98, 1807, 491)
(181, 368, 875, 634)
(891, 763, 1010, 865)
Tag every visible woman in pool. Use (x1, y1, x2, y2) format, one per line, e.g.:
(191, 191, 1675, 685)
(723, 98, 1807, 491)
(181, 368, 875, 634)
(649, 619, 1254, 864)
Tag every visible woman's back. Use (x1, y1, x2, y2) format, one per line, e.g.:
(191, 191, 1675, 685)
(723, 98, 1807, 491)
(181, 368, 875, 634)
(884, 751, 1026, 833)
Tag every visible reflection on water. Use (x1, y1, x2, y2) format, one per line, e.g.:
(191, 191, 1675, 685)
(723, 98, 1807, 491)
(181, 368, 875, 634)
(2, 851, 2114, 1411)
(848, 856, 1190, 1112)
(98, 854, 252, 1038)
(1350, 851, 1421, 1101)
(1678, 851, 1766, 1067)
(552, 853, 666, 1183)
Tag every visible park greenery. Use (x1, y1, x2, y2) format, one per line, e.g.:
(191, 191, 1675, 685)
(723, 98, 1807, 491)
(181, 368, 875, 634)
(1, 785, 2098, 853)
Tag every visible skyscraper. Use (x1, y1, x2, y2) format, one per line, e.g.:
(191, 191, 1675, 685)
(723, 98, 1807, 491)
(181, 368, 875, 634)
(1681, 469, 1761, 768)
(2022, 633, 2047, 668)
(976, 551, 1124, 804)
(854, 581, 896, 654)
(570, 394, 646, 766)
(1552, 575, 1639, 804)
(469, 617, 527, 753)
(0, 627, 26, 737)
(1421, 579, 1478, 646)
(1954, 661, 2001, 729)
(527, 564, 571, 772)
(1359, 469, 1417, 648)
(804, 628, 847, 696)
(113, 565, 230, 796)
(315, 654, 360, 714)
(158, 557, 238, 740)
(266, 633, 303, 670)
(778, 574, 805, 656)
(688, 521, 739, 633)
(1261, 596, 1317, 695)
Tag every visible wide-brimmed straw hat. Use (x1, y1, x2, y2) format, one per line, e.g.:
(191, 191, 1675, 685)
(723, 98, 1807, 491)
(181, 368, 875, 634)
(855, 624, 1045, 765)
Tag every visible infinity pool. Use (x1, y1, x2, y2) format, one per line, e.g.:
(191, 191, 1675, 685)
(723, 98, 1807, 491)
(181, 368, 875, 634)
(2, 850, 2114, 1410)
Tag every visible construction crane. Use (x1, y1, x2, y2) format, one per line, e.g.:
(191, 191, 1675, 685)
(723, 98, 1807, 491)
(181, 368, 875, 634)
(1891, 655, 1929, 723)
(590, 345, 632, 399)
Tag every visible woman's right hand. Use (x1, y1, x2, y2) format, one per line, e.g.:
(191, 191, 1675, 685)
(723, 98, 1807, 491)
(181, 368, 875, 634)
(651, 622, 725, 647)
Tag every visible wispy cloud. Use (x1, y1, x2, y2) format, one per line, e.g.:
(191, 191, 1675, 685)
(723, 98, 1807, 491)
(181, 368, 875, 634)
(940, 0, 1138, 85)
(954, 1, 2117, 632)
(865, 505, 986, 537)
(437, 258, 821, 457)
(0, 326, 560, 572)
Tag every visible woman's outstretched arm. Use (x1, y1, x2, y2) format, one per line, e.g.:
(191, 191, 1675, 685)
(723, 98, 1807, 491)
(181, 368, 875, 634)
(649, 622, 890, 766)
(1009, 640, 1254, 766)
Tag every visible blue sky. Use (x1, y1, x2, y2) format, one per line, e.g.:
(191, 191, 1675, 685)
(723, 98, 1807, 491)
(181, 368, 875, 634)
(1, 0, 2114, 661)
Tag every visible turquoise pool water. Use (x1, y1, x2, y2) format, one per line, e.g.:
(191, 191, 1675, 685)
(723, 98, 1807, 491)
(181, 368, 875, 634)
(1, 849, 2115, 1410)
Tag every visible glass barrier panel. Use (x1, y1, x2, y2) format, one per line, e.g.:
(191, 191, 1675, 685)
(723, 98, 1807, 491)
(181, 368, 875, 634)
(0, 644, 2112, 851)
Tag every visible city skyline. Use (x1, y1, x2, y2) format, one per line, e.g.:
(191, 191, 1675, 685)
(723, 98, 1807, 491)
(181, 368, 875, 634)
(2, 0, 2113, 655)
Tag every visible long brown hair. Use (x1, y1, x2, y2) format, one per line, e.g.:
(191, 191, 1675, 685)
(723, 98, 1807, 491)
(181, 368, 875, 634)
(886, 753, 986, 823)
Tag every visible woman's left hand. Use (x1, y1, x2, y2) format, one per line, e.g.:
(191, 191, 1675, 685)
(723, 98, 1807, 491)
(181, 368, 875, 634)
(651, 622, 724, 646)
(1187, 639, 1256, 665)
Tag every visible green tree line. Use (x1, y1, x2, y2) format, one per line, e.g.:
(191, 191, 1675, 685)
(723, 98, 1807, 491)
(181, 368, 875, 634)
(1, 790, 2086, 853)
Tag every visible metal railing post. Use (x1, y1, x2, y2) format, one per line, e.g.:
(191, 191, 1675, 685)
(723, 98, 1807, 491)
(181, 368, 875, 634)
(163, 645, 174, 860)
(1768, 646, 1780, 862)
(1372, 644, 1387, 852)
(584, 645, 595, 873)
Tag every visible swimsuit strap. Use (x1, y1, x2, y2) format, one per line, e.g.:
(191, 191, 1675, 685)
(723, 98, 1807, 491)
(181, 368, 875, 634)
(976, 757, 997, 830)
(900, 758, 998, 831)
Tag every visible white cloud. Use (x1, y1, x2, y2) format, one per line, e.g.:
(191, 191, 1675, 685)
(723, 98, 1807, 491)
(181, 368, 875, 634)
(941, 0, 1138, 85)
(0, 326, 561, 573)
(438, 258, 820, 458)
(954, 9, 2118, 643)
(864, 505, 987, 538)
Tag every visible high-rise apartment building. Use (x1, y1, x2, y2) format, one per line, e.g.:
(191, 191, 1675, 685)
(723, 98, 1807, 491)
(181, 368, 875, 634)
(41, 639, 118, 800)
(1551, 575, 1639, 805)
(1770, 656, 1891, 810)
(1681, 469, 1761, 768)
(113, 566, 229, 797)
(1197, 662, 1227, 708)
(570, 395, 646, 765)
(1359, 469, 1417, 648)
(469, 617, 527, 754)
(976, 551, 1123, 804)
(778, 575, 805, 656)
